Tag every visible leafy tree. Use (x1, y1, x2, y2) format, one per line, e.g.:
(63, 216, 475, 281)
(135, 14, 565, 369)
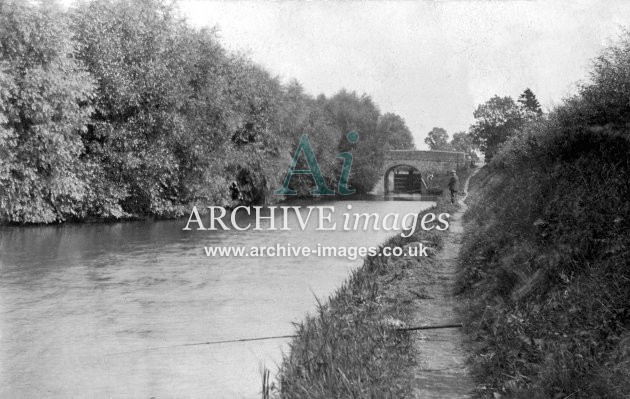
(325, 90, 382, 194)
(469, 96, 523, 161)
(168, 27, 239, 208)
(0, 0, 95, 223)
(71, 0, 195, 216)
(223, 57, 287, 203)
(275, 81, 340, 196)
(449, 131, 474, 154)
(424, 127, 452, 150)
(377, 113, 415, 150)
(0, 0, 419, 222)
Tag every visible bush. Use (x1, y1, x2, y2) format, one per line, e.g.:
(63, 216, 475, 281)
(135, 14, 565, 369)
(0, 1, 95, 223)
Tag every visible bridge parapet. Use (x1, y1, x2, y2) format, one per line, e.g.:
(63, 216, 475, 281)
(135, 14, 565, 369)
(385, 150, 465, 164)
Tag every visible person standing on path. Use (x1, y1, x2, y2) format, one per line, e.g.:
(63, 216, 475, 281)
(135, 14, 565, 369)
(448, 170, 459, 204)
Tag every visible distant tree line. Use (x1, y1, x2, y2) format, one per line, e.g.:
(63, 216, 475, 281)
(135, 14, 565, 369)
(0, 0, 414, 223)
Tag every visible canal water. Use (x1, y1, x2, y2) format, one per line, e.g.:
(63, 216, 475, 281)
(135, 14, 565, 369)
(0, 199, 433, 398)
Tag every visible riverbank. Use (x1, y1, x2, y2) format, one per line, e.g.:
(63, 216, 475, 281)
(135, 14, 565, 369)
(2, 0, 422, 226)
(274, 168, 472, 398)
(0, 187, 445, 227)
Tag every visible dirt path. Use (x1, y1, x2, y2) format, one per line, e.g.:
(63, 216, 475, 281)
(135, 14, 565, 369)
(409, 172, 477, 398)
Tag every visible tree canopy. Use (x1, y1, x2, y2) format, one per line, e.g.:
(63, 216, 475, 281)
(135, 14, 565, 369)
(450, 131, 476, 159)
(0, 1, 95, 222)
(469, 89, 545, 161)
(424, 127, 451, 151)
(0, 0, 416, 223)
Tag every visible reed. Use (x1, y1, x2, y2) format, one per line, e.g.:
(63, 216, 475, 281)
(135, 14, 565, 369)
(261, 366, 272, 399)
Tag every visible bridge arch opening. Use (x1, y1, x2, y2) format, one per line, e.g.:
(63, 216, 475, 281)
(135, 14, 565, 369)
(384, 164, 424, 194)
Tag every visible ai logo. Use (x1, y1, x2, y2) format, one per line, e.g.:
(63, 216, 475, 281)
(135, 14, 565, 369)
(274, 131, 359, 196)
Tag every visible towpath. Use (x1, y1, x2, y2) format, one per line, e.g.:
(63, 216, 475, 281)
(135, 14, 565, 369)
(409, 170, 477, 398)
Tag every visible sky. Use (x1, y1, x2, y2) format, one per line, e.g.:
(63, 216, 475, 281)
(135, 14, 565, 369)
(67, 0, 630, 149)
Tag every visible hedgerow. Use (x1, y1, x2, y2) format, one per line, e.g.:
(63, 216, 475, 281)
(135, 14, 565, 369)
(457, 32, 630, 398)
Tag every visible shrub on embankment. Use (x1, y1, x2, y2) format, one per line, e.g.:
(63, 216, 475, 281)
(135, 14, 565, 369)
(457, 34, 630, 398)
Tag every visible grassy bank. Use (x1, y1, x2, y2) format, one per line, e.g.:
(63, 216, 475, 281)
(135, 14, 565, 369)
(455, 32, 630, 398)
(458, 146, 629, 397)
(273, 167, 470, 398)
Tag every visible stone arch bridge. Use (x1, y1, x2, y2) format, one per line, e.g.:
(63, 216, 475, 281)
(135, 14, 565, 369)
(372, 150, 467, 195)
